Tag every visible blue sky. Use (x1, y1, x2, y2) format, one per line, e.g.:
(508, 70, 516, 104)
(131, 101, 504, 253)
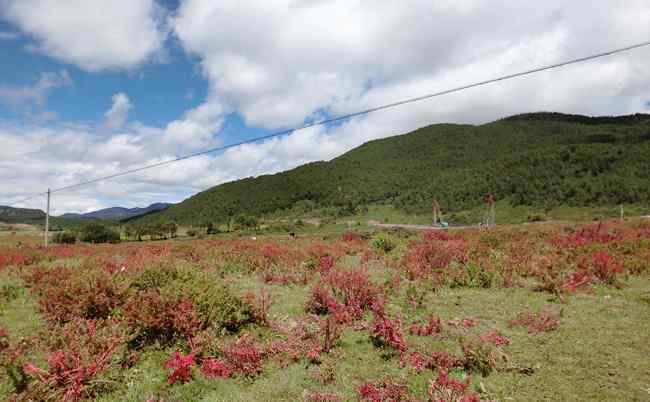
(1, 1, 649, 214)
(0, 15, 208, 130)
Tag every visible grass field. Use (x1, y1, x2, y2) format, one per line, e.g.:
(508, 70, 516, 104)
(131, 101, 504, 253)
(1, 219, 649, 401)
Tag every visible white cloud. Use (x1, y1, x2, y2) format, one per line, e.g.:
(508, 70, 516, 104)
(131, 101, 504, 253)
(0, 70, 71, 108)
(173, 0, 650, 130)
(104, 93, 133, 129)
(1, 0, 167, 71)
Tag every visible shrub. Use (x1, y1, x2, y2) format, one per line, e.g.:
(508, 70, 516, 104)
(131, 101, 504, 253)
(509, 310, 560, 334)
(370, 232, 397, 254)
(580, 251, 623, 285)
(164, 351, 195, 385)
(319, 316, 342, 353)
(23, 319, 131, 401)
(53, 231, 77, 244)
(127, 265, 255, 340)
(479, 329, 511, 346)
(33, 266, 128, 324)
(80, 223, 120, 244)
(220, 334, 263, 377)
(306, 268, 381, 321)
(401, 237, 469, 281)
(409, 350, 462, 372)
(427, 370, 484, 402)
(460, 338, 501, 376)
(234, 214, 258, 229)
(370, 311, 407, 353)
(409, 315, 443, 336)
(357, 377, 411, 402)
(201, 358, 231, 379)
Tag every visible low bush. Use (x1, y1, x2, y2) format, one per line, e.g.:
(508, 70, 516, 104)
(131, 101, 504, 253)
(80, 223, 120, 244)
(370, 232, 397, 254)
(52, 231, 77, 244)
(23, 319, 132, 401)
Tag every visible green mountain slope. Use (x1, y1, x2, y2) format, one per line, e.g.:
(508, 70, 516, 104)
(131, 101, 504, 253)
(137, 112, 650, 225)
(0, 206, 46, 224)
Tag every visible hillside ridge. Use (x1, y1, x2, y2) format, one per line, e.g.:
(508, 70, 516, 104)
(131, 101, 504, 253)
(133, 111, 650, 225)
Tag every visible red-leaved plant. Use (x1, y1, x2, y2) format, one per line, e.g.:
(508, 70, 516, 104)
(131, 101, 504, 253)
(164, 351, 195, 385)
(427, 370, 485, 402)
(357, 377, 412, 402)
(23, 319, 131, 401)
(370, 311, 407, 354)
(509, 310, 560, 334)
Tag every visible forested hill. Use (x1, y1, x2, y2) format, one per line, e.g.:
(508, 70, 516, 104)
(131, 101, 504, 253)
(0, 206, 45, 224)
(137, 112, 650, 225)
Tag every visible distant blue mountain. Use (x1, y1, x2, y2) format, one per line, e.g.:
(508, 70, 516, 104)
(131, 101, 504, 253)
(60, 203, 172, 221)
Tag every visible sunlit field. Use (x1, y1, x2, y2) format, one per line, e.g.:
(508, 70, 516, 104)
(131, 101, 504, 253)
(1, 220, 649, 401)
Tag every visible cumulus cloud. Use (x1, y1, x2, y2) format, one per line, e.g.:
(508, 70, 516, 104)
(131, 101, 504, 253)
(3, 0, 650, 213)
(1, 0, 167, 71)
(173, 0, 650, 129)
(104, 93, 133, 129)
(0, 70, 71, 108)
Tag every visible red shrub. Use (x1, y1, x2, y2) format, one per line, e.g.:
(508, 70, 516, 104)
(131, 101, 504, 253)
(306, 284, 342, 316)
(509, 310, 560, 334)
(448, 318, 476, 329)
(370, 311, 407, 353)
(221, 334, 264, 377)
(409, 315, 443, 336)
(23, 319, 131, 401)
(580, 251, 623, 285)
(409, 350, 462, 373)
(164, 351, 195, 385)
(200, 358, 231, 379)
(245, 288, 275, 325)
(327, 268, 380, 319)
(357, 377, 411, 402)
(320, 316, 342, 353)
(401, 238, 469, 280)
(550, 223, 619, 249)
(0, 326, 7, 352)
(424, 231, 463, 242)
(25, 265, 127, 324)
(479, 330, 510, 346)
(306, 268, 381, 321)
(123, 291, 203, 342)
(428, 370, 484, 402)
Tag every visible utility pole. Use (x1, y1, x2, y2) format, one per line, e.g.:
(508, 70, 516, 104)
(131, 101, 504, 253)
(44, 188, 50, 248)
(620, 204, 624, 221)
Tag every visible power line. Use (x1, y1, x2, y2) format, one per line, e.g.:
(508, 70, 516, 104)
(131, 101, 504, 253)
(7, 39, 650, 207)
(5, 193, 45, 208)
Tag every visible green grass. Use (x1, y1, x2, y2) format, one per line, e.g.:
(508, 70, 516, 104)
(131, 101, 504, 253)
(2, 224, 650, 401)
(86, 276, 650, 402)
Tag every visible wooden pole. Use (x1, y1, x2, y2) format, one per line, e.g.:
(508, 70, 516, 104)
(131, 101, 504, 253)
(44, 188, 50, 248)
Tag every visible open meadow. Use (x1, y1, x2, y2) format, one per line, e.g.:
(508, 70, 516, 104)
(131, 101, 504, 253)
(1, 220, 649, 401)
